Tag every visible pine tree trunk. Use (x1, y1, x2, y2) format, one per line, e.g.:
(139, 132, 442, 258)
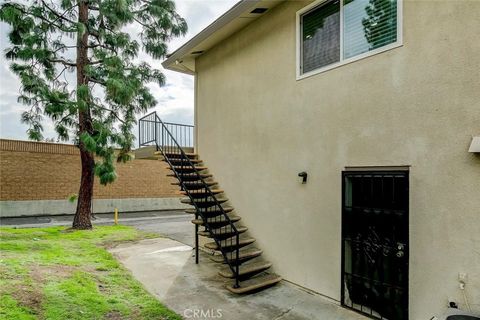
(72, 0, 93, 229)
(73, 147, 94, 229)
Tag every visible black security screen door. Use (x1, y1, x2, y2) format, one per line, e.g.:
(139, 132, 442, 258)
(341, 171, 409, 320)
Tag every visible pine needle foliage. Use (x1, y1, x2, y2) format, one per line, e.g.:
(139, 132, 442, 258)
(0, 0, 187, 185)
(0, 0, 186, 228)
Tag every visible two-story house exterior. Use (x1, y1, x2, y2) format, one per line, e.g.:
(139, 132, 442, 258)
(162, 1, 480, 319)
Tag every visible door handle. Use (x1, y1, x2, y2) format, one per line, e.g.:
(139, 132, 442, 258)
(396, 243, 406, 258)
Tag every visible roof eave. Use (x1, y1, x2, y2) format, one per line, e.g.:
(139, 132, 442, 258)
(162, 0, 268, 73)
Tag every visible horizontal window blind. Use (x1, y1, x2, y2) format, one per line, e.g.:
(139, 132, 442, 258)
(302, 0, 340, 73)
(344, 0, 397, 59)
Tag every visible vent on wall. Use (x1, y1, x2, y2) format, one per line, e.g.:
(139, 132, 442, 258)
(191, 51, 204, 55)
(250, 8, 268, 14)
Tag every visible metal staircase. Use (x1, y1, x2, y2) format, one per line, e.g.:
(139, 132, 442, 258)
(138, 112, 281, 293)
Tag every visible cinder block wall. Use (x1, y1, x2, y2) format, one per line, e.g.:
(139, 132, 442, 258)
(0, 139, 184, 216)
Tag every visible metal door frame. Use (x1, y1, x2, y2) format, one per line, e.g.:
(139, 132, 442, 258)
(340, 170, 409, 320)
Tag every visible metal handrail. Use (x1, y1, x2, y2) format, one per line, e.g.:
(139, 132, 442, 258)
(163, 121, 194, 127)
(138, 111, 240, 288)
(139, 113, 194, 148)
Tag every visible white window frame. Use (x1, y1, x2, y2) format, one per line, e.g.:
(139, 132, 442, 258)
(296, 0, 403, 80)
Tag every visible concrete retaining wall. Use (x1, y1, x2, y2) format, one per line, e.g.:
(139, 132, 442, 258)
(0, 139, 187, 218)
(0, 197, 189, 218)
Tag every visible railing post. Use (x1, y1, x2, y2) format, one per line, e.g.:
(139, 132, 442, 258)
(154, 114, 158, 150)
(161, 121, 164, 149)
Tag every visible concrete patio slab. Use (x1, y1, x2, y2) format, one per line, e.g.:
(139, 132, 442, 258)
(109, 237, 366, 320)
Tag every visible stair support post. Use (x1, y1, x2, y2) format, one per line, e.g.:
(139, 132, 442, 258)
(195, 213, 199, 264)
(234, 233, 240, 288)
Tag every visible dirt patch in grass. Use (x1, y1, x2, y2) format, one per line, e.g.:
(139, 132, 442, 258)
(0, 226, 181, 320)
(11, 284, 43, 315)
(10, 264, 78, 315)
(30, 264, 78, 282)
(105, 310, 124, 320)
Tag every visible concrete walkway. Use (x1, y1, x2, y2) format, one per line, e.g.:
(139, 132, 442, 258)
(109, 237, 366, 320)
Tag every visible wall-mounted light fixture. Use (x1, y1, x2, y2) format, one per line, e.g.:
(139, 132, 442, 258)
(298, 171, 308, 184)
(468, 136, 480, 153)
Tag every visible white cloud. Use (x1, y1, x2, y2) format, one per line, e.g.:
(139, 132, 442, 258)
(0, 0, 238, 143)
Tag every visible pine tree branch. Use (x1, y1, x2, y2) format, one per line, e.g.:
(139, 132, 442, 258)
(89, 29, 100, 38)
(88, 43, 118, 55)
(57, 110, 77, 125)
(53, 66, 68, 82)
(41, 0, 76, 25)
(88, 77, 106, 86)
(88, 43, 109, 50)
(132, 17, 150, 29)
(88, 29, 107, 48)
(13, 6, 65, 30)
(48, 58, 77, 67)
(91, 104, 127, 124)
(51, 2, 77, 26)
(53, 45, 78, 53)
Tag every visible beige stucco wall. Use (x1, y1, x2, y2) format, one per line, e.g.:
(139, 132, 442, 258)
(194, 0, 480, 319)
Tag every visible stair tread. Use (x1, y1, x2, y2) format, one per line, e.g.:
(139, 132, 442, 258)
(191, 215, 240, 226)
(180, 197, 228, 204)
(172, 181, 217, 186)
(209, 223, 246, 232)
(181, 189, 224, 195)
(181, 196, 228, 201)
(163, 158, 203, 163)
(205, 237, 255, 250)
(168, 173, 212, 178)
(226, 273, 282, 294)
(185, 207, 234, 214)
(198, 226, 247, 237)
(169, 166, 208, 170)
(219, 261, 272, 278)
(210, 248, 262, 263)
(158, 151, 198, 158)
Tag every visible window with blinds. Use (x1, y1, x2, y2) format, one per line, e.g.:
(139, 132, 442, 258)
(301, 0, 340, 73)
(298, 0, 400, 77)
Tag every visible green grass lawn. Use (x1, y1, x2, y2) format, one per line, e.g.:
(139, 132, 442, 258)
(0, 225, 181, 320)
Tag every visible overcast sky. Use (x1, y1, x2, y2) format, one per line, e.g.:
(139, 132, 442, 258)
(0, 0, 238, 142)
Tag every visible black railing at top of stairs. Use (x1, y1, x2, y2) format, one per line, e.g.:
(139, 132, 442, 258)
(138, 112, 241, 288)
(138, 113, 194, 149)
